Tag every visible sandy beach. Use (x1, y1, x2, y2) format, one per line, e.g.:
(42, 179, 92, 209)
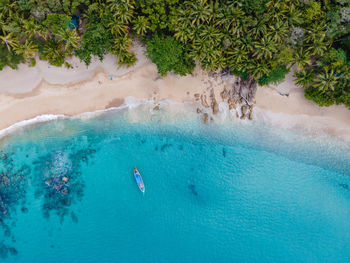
(0, 43, 350, 141)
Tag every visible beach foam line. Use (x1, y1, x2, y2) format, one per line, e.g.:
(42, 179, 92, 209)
(74, 96, 159, 120)
(0, 114, 66, 140)
(1, 97, 349, 143)
(0, 97, 179, 140)
(253, 106, 350, 142)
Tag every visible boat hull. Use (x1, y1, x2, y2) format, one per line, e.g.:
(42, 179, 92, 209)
(133, 168, 145, 193)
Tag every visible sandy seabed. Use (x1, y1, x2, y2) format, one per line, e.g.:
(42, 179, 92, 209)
(0, 42, 350, 141)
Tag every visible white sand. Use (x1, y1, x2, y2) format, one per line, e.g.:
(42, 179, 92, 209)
(0, 42, 147, 93)
(255, 85, 350, 140)
(0, 44, 349, 141)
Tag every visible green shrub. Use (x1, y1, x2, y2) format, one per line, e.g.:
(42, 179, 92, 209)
(231, 70, 249, 81)
(243, 0, 268, 14)
(0, 45, 24, 70)
(39, 40, 65, 67)
(146, 34, 195, 76)
(75, 11, 114, 65)
(43, 14, 71, 35)
(304, 87, 335, 107)
(258, 66, 290, 86)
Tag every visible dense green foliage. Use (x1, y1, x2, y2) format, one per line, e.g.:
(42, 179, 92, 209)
(1, 0, 350, 107)
(0, 44, 24, 70)
(258, 66, 290, 86)
(74, 5, 115, 65)
(146, 34, 195, 76)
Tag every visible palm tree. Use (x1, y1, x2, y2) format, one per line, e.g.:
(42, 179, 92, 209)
(114, 9, 133, 24)
(0, 13, 7, 33)
(201, 48, 221, 71)
(0, 0, 16, 16)
(221, 4, 245, 29)
(117, 51, 136, 67)
(112, 34, 131, 55)
(237, 36, 254, 53)
(198, 25, 223, 46)
(174, 25, 192, 43)
(227, 46, 249, 64)
(108, 0, 134, 24)
(0, 32, 18, 50)
(191, 38, 209, 62)
(286, 5, 303, 25)
(304, 23, 326, 44)
(267, 21, 288, 43)
(186, 0, 212, 26)
(307, 38, 327, 56)
(213, 52, 226, 70)
(108, 0, 134, 13)
(253, 37, 277, 60)
(22, 18, 36, 38)
(314, 69, 339, 92)
(57, 28, 80, 51)
(249, 18, 267, 37)
(13, 40, 38, 60)
(108, 19, 128, 36)
(249, 61, 271, 79)
(40, 40, 66, 67)
(132, 16, 149, 36)
(295, 69, 315, 88)
(85, 2, 104, 18)
(34, 23, 49, 40)
(292, 48, 311, 71)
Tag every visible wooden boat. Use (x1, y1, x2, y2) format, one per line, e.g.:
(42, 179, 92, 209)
(133, 168, 145, 193)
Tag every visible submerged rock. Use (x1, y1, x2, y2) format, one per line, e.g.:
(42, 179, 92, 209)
(249, 105, 254, 120)
(160, 144, 172, 151)
(229, 103, 236, 110)
(212, 100, 219, 115)
(241, 105, 249, 115)
(33, 146, 97, 223)
(62, 177, 69, 182)
(203, 113, 209, 123)
(188, 184, 198, 196)
(220, 88, 228, 100)
(71, 211, 78, 223)
(340, 183, 349, 190)
(194, 93, 200, 101)
(2, 176, 9, 185)
(1, 154, 7, 161)
(201, 95, 210, 108)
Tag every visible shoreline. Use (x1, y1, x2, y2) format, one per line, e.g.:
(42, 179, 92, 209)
(0, 45, 350, 142)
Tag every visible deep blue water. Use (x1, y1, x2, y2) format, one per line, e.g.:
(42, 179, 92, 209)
(1, 106, 350, 262)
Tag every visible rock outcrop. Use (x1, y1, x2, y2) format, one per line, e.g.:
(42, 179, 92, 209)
(195, 70, 257, 123)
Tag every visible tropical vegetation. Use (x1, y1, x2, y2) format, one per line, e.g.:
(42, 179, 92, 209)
(0, 0, 350, 107)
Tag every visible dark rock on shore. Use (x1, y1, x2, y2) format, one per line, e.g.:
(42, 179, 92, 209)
(203, 113, 209, 123)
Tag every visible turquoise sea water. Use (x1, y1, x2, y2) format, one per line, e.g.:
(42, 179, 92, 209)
(1, 104, 350, 262)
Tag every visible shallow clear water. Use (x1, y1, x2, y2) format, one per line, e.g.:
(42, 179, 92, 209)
(1, 105, 350, 262)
